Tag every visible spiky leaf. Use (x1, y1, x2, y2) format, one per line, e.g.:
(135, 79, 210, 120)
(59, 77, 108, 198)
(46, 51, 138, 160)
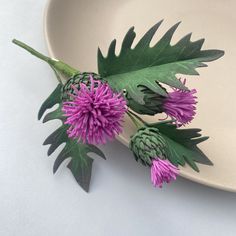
(38, 84, 106, 192)
(38, 84, 62, 120)
(98, 20, 224, 108)
(43, 125, 105, 192)
(149, 122, 212, 171)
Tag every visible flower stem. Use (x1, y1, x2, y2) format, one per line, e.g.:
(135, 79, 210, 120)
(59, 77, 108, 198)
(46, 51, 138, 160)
(12, 39, 79, 81)
(126, 110, 145, 129)
(127, 109, 147, 125)
(12, 39, 50, 62)
(127, 109, 175, 129)
(146, 119, 176, 127)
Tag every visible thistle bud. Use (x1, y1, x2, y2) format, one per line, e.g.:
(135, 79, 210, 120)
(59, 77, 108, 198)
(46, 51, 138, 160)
(129, 127, 168, 166)
(127, 80, 197, 126)
(61, 72, 103, 101)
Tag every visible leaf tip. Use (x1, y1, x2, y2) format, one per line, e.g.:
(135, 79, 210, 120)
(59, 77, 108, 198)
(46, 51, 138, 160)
(176, 21, 182, 26)
(43, 138, 50, 146)
(47, 148, 53, 156)
(38, 109, 43, 121)
(97, 47, 104, 59)
(217, 50, 225, 58)
(42, 116, 48, 123)
(130, 26, 135, 31)
(53, 166, 57, 174)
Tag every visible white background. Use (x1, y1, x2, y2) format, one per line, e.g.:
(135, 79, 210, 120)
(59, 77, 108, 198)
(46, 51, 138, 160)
(0, 1, 236, 235)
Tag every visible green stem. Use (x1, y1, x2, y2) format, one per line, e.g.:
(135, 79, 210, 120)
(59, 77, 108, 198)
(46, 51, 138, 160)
(12, 39, 50, 62)
(127, 109, 147, 126)
(146, 119, 176, 127)
(12, 39, 79, 80)
(126, 110, 145, 129)
(50, 65, 63, 84)
(127, 108, 175, 129)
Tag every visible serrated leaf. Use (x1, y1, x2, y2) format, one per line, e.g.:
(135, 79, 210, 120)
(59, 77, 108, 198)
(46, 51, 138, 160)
(39, 85, 106, 192)
(98, 20, 224, 106)
(38, 84, 62, 120)
(51, 136, 105, 192)
(67, 155, 93, 192)
(43, 125, 68, 155)
(43, 122, 106, 192)
(149, 123, 212, 171)
(43, 104, 64, 123)
(184, 155, 199, 172)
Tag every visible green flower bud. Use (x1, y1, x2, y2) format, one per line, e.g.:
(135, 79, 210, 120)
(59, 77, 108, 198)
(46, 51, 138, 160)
(61, 72, 104, 101)
(126, 86, 166, 115)
(129, 127, 168, 166)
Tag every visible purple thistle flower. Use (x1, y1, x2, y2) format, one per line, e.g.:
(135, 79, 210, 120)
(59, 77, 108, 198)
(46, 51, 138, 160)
(62, 76, 127, 145)
(163, 80, 197, 126)
(151, 158, 179, 188)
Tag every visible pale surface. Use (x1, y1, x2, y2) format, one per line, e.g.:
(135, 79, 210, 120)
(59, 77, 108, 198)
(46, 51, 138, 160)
(1, 1, 236, 236)
(45, 0, 236, 191)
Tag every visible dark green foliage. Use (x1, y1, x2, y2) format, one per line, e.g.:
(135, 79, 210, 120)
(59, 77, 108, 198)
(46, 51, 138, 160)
(38, 84, 62, 120)
(38, 84, 106, 192)
(43, 125, 105, 192)
(149, 122, 213, 171)
(125, 86, 165, 115)
(98, 20, 224, 113)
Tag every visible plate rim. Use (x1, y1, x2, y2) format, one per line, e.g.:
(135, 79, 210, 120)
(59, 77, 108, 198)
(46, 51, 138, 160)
(43, 0, 236, 193)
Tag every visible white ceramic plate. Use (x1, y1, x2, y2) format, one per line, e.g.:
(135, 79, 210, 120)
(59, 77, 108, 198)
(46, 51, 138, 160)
(44, 0, 236, 192)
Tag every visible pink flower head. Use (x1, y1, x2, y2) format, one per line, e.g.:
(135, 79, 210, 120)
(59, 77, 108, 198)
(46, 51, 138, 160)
(62, 75, 127, 145)
(151, 158, 179, 188)
(163, 80, 197, 126)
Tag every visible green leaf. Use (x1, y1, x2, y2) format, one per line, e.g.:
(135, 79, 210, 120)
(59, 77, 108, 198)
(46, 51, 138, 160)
(184, 155, 199, 172)
(43, 125, 68, 156)
(43, 104, 64, 123)
(149, 122, 212, 171)
(98, 20, 224, 106)
(44, 125, 105, 192)
(38, 84, 62, 120)
(39, 85, 106, 192)
(125, 85, 165, 115)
